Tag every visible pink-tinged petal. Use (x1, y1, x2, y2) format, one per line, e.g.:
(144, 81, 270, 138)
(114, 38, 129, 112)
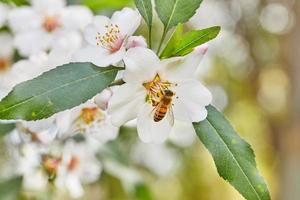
(123, 47, 159, 84)
(61, 6, 93, 31)
(176, 80, 212, 122)
(160, 48, 205, 82)
(8, 7, 41, 32)
(126, 36, 147, 49)
(14, 31, 52, 56)
(111, 7, 141, 36)
(83, 16, 110, 46)
(108, 83, 145, 127)
(137, 104, 172, 144)
(94, 89, 113, 110)
(72, 45, 125, 67)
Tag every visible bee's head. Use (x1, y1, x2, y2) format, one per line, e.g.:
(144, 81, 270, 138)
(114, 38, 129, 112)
(164, 89, 174, 97)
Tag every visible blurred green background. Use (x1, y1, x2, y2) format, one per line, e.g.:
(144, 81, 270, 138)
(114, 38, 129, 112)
(1, 0, 300, 199)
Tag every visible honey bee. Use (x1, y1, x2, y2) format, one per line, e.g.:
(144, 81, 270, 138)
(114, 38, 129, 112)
(152, 89, 175, 125)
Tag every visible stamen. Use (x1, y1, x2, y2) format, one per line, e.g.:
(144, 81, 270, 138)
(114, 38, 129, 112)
(67, 156, 80, 171)
(42, 16, 60, 33)
(74, 107, 105, 134)
(95, 23, 123, 53)
(143, 73, 175, 106)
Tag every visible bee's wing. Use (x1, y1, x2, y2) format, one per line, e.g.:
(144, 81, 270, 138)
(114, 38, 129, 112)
(166, 106, 175, 126)
(150, 101, 163, 118)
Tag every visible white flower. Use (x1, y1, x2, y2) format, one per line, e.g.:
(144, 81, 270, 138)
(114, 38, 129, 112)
(131, 142, 178, 176)
(108, 47, 212, 143)
(126, 36, 147, 49)
(169, 121, 197, 147)
(19, 117, 59, 145)
(73, 7, 141, 67)
(0, 3, 10, 28)
(55, 141, 102, 198)
(0, 33, 14, 97)
(56, 101, 119, 143)
(8, 0, 92, 56)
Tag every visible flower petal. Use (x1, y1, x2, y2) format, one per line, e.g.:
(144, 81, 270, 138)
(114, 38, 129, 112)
(123, 47, 159, 83)
(8, 7, 41, 32)
(32, 0, 65, 14)
(137, 104, 172, 144)
(84, 16, 110, 46)
(0, 33, 14, 58)
(111, 7, 141, 36)
(169, 121, 196, 147)
(72, 45, 125, 67)
(176, 80, 212, 122)
(0, 3, 9, 27)
(160, 48, 206, 82)
(14, 31, 51, 57)
(126, 36, 147, 49)
(108, 83, 145, 127)
(61, 6, 93, 31)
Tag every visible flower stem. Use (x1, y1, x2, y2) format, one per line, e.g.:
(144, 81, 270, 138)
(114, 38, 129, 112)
(149, 27, 152, 49)
(156, 28, 167, 55)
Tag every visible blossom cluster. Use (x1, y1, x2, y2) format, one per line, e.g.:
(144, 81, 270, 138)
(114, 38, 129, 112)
(0, 0, 213, 198)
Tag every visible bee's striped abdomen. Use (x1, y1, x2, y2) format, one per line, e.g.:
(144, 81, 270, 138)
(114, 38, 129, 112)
(154, 105, 168, 122)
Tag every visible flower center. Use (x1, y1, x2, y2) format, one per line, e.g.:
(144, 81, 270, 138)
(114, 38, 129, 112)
(0, 57, 11, 73)
(143, 73, 175, 106)
(75, 107, 105, 133)
(42, 15, 60, 33)
(80, 107, 102, 125)
(95, 24, 124, 53)
(67, 156, 80, 172)
(42, 155, 62, 177)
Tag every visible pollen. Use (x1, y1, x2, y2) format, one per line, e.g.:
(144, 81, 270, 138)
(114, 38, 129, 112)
(143, 73, 173, 106)
(42, 155, 62, 175)
(42, 15, 60, 33)
(95, 24, 123, 53)
(80, 107, 100, 125)
(75, 106, 106, 134)
(0, 57, 11, 72)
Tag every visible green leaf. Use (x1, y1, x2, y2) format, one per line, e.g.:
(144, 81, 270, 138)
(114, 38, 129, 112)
(155, 0, 203, 32)
(161, 26, 220, 58)
(0, 123, 15, 137)
(193, 105, 271, 200)
(134, 183, 153, 200)
(0, 63, 120, 121)
(160, 23, 183, 58)
(0, 176, 23, 200)
(135, 0, 153, 30)
(0, 0, 29, 6)
(82, 0, 133, 11)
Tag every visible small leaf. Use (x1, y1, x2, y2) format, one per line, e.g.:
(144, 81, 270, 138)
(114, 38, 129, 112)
(160, 23, 183, 58)
(193, 105, 271, 200)
(155, 0, 203, 32)
(161, 26, 220, 58)
(135, 0, 153, 30)
(0, 123, 15, 137)
(0, 176, 23, 200)
(0, 63, 120, 120)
